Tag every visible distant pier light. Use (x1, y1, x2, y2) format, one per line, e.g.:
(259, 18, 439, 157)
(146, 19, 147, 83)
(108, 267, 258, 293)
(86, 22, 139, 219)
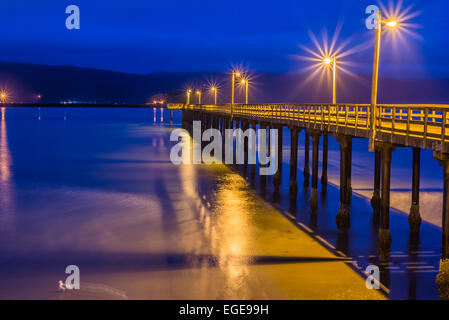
(210, 86, 217, 105)
(196, 90, 202, 105)
(240, 79, 250, 105)
(0, 90, 9, 104)
(186, 89, 192, 105)
(231, 70, 241, 105)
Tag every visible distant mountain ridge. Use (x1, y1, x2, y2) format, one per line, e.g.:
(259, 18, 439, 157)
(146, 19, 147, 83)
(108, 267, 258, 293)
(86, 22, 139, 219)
(0, 62, 448, 104)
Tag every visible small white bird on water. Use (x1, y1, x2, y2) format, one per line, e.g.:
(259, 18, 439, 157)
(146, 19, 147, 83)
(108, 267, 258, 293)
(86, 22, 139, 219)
(58, 280, 67, 292)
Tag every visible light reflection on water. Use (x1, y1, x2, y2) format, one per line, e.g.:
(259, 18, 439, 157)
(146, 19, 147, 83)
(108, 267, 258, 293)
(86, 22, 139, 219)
(0, 109, 11, 183)
(177, 132, 253, 298)
(0, 109, 14, 233)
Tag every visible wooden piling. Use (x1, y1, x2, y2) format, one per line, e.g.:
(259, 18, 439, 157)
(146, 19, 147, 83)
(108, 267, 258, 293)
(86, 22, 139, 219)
(304, 131, 310, 187)
(310, 133, 320, 212)
(379, 143, 394, 261)
(290, 128, 299, 196)
(321, 132, 328, 190)
(409, 147, 422, 233)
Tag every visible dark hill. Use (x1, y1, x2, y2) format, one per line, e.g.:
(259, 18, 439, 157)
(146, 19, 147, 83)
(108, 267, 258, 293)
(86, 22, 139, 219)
(0, 62, 448, 104)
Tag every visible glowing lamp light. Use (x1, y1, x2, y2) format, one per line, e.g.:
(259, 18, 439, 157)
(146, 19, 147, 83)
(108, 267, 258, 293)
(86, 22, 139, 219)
(386, 20, 398, 28)
(324, 58, 332, 65)
(0, 91, 8, 103)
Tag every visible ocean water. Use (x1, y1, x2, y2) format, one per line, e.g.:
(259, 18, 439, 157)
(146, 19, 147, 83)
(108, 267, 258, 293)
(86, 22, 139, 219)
(0, 107, 443, 299)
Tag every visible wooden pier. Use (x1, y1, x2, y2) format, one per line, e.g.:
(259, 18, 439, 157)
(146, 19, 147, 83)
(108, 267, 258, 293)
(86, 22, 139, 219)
(169, 102, 449, 299)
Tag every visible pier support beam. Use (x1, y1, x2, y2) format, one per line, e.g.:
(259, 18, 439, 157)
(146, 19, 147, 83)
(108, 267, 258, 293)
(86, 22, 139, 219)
(321, 132, 328, 190)
(409, 147, 422, 233)
(200, 113, 208, 151)
(436, 152, 449, 299)
(378, 143, 395, 261)
(242, 120, 249, 175)
(336, 135, 351, 232)
(222, 117, 229, 162)
(267, 125, 271, 157)
(346, 139, 352, 204)
(273, 125, 283, 189)
(260, 124, 269, 187)
(201, 113, 207, 132)
(250, 121, 257, 181)
(371, 150, 382, 216)
(181, 110, 188, 130)
(310, 132, 320, 212)
(211, 117, 219, 159)
(231, 119, 237, 169)
(304, 131, 310, 188)
(289, 128, 299, 196)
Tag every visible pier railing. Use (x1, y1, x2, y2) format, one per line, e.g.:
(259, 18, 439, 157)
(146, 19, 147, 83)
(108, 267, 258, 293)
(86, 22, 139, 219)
(375, 105, 449, 147)
(168, 103, 449, 150)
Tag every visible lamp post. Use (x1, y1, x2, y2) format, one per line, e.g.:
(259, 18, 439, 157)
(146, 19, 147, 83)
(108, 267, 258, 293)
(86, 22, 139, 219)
(241, 79, 249, 105)
(231, 70, 241, 104)
(211, 87, 217, 105)
(324, 57, 337, 104)
(369, 10, 398, 150)
(186, 89, 192, 105)
(196, 90, 202, 105)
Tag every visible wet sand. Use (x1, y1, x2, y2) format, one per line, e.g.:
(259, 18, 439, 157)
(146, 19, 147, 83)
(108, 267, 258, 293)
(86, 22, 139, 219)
(248, 129, 442, 299)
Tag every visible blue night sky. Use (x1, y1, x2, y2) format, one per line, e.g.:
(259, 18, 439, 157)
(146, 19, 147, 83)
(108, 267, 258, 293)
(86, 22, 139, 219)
(0, 0, 448, 77)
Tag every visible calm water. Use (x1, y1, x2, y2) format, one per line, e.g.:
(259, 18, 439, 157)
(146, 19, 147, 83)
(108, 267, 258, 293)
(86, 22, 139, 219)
(0, 107, 443, 299)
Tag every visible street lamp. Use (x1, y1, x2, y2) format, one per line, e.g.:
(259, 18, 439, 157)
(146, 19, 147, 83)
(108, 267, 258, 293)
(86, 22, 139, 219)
(211, 86, 217, 105)
(186, 89, 192, 105)
(324, 57, 337, 105)
(241, 79, 249, 105)
(231, 70, 241, 104)
(196, 90, 202, 105)
(370, 10, 399, 149)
